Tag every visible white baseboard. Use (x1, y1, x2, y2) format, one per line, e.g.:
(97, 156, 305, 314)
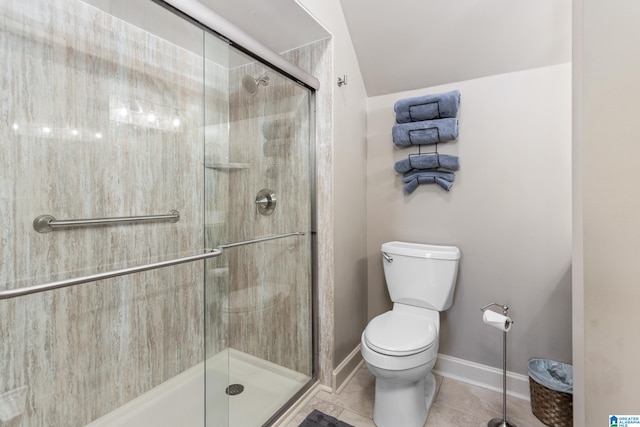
(433, 353, 530, 401)
(332, 344, 364, 393)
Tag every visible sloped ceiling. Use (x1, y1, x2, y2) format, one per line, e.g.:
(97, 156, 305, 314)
(339, 0, 572, 96)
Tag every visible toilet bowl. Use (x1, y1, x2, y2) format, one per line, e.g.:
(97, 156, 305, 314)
(361, 305, 439, 427)
(361, 241, 460, 427)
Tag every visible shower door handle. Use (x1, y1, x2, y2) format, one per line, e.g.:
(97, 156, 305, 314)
(0, 249, 223, 300)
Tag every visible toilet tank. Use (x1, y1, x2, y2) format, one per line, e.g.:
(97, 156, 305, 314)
(382, 241, 460, 311)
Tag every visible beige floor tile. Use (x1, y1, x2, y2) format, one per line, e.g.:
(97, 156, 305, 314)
(436, 377, 505, 420)
(281, 411, 308, 427)
(436, 378, 546, 427)
(425, 402, 486, 427)
(503, 394, 548, 427)
(338, 408, 377, 427)
(433, 374, 444, 402)
(317, 367, 375, 419)
(293, 369, 547, 427)
(302, 396, 345, 419)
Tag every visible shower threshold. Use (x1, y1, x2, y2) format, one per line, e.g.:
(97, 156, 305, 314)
(86, 348, 310, 427)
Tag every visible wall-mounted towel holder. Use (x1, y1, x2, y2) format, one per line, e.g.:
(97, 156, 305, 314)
(392, 89, 460, 194)
(411, 143, 438, 156)
(405, 143, 439, 167)
(407, 152, 440, 168)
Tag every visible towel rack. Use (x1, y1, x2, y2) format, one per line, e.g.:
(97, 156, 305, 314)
(33, 210, 180, 233)
(0, 249, 222, 300)
(217, 232, 305, 249)
(0, 231, 306, 301)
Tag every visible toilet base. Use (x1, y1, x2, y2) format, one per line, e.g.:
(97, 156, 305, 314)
(372, 372, 436, 427)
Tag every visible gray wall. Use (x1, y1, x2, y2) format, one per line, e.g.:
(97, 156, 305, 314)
(366, 64, 572, 375)
(296, 0, 370, 377)
(331, 55, 369, 365)
(574, 0, 640, 423)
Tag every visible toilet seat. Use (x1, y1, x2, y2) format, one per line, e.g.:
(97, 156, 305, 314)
(364, 310, 437, 357)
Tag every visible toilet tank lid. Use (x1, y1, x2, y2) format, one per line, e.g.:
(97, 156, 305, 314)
(381, 241, 460, 260)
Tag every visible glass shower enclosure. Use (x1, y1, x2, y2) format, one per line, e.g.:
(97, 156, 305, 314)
(0, 0, 315, 426)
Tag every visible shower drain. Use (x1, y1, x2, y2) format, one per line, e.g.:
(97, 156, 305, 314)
(225, 384, 245, 396)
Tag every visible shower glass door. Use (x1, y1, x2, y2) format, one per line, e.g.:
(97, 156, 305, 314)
(1, 0, 314, 426)
(203, 34, 315, 427)
(1, 0, 215, 426)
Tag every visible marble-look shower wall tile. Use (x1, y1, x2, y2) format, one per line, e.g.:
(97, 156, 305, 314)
(225, 60, 314, 375)
(0, 1, 215, 426)
(203, 53, 232, 357)
(282, 39, 334, 386)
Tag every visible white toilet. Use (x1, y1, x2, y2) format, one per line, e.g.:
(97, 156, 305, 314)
(361, 241, 460, 427)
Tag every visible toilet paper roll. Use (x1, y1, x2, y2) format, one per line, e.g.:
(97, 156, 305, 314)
(482, 310, 512, 332)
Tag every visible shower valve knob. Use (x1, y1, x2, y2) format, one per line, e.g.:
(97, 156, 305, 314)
(255, 189, 276, 216)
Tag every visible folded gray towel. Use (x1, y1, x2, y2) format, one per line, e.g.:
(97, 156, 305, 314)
(404, 176, 453, 194)
(392, 118, 458, 147)
(402, 169, 455, 184)
(394, 90, 460, 123)
(394, 154, 460, 173)
(402, 170, 455, 193)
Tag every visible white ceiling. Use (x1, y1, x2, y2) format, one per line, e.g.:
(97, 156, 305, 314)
(198, 0, 330, 55)
(338, 0, 572, 96)
(191, 0, 571, 97)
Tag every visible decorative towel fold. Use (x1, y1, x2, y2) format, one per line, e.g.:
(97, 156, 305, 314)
(394, 90, 460, 123)
(402, 169, 455, 184)
(402, 170, 455, 194)
(392, 118, 458, 146)
(404, 176, 453, 193)
(394, 154, 459, 173)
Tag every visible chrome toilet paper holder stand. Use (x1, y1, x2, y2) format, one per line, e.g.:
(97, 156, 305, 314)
(480, 302, 517, 427)
(481, 302, 513, 319)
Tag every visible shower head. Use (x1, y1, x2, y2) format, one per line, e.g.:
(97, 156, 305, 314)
(242, 75, 270, 94)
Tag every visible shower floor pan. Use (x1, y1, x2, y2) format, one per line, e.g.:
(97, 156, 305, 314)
(86, 348, 310, 427)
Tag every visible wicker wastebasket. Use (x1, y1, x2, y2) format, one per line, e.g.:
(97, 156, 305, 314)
(528, 358, 573, 427)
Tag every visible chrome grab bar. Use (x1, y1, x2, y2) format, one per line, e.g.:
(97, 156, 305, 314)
(217, 232, 305, 249)
(33, 210, 180, 233)
(0, 231, 306, 301)
(0, 249, 222, 300)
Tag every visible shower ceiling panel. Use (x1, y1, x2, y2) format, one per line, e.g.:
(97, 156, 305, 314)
(198, 0, 329, 54)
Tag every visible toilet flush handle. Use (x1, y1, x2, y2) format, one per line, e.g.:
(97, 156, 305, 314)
(382, 252, 393, 263)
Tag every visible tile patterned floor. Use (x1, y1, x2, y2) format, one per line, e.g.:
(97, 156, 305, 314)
(283, 366, 548, 427)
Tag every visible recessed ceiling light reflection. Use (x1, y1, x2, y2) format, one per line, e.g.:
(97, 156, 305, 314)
(172, 118, 181, 128)
(12, 123, 19, 130)
(95, 132, 102, 139)
(71, 129, 79, 136)
(42, 127, 51, 134)
(118, 107, 129, 117)
(147, 113, 157, 123)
